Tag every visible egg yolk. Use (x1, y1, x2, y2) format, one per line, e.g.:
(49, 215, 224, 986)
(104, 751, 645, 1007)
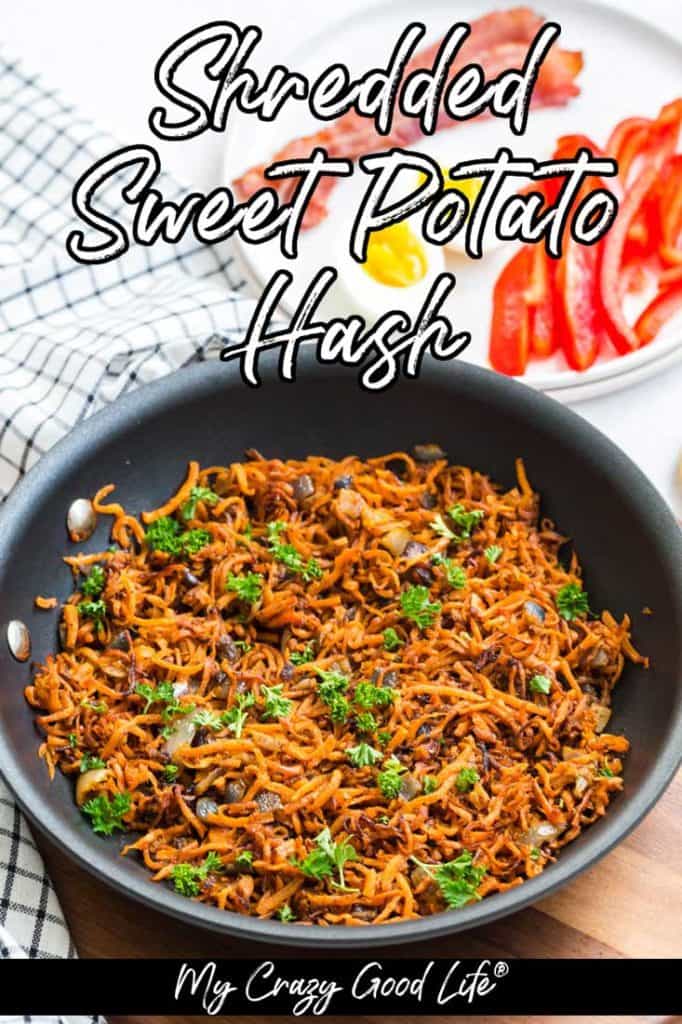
(362, 222, 428, 288)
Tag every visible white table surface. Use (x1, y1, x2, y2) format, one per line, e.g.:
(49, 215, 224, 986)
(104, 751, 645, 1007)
(4, 0, 681, 511)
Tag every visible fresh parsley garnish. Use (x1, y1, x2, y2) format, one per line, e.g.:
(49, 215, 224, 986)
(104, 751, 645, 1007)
(530, 846, 541, 860)
(182, 485, 219, 521)
(383, 627, 403, 651)
(400, 585, 441, 630)
(163, 764, 179, 782)
(291, 827, 357, 890)
(68, 732, 78, 748)
(430, 513, 456, 540)
(261, 684, 293, 720)
(193, 708, 224, 732)
(423, 776, 438, 795)
(432, 554, 466, 590)
(79, 753, 105, 773)
(235, 850, 254, 870)
(144, 516, 210, 557)
(144, 516, 183, 555)
(455, 767, 479, 793)
(82, 792, 131, 835)
(377, 757, 407, 799)
(277, 904, 295, 922)
(226, 572, 263, 604)
(316, 667, 350, 723)
(346, 742, 382, 767)
(377, 730, 391, 747)
(289, 642, 315, 665)
(81, 565, 105, 598)
(77, 599, 106, 622)
(136, 680, 175, 714)
(355, 711, 378, 735)
(556, 583, 590, 621)
(448, 504, 484, 540)
(600, 764, 616, 778)
(171, 852, 222, 897)
(529, 674, 551, 695)
(80, 698, 107, 713)
(267, 521, 322, 581)
(411, 850, 486, 909)
(180, 529, 211, 556)
(354, 681, 395, 709)
(222, 692, 255, 738)
(485, 545, 503, 564)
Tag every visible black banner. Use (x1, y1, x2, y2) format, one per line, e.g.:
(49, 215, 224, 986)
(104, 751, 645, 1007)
(1, 958, 680, 1015)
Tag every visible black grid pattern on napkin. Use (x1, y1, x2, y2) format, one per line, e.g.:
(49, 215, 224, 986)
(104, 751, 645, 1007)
(0, 45, 256, 976)
(0, 51, 256, 503)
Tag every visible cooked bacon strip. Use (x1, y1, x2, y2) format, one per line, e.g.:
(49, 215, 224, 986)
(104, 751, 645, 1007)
(233, 7, 582, 228)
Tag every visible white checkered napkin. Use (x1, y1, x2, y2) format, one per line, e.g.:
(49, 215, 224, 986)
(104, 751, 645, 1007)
(0, 46, 255, 977)
(0, 50, 257, 502)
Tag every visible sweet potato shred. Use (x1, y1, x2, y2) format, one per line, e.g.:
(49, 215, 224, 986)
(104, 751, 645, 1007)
(26, 451, 645, 926)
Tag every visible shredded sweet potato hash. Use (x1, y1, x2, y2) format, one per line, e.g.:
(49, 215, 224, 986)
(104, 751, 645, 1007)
(26, 450, 646, 925)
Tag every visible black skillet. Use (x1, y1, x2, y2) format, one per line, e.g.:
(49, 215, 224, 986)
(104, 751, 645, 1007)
(0, 353, 680, 948)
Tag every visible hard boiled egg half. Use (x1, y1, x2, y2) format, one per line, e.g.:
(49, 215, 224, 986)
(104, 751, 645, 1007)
(328, 217, 445, 323)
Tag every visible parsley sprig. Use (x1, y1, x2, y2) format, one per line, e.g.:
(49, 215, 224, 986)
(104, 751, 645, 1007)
(316, 667, 350, 723)
(289, 642, 316, 666)
(411, 850, 486, 909)
(432, 554, 466, 590)
(354, 681, 395, 709)
(529, 674, 551, 695)
(377, 756, 407, 799)
(145, 516, 211, 558)
(383, 627, 403, 651)
(291, 828, 357, 891)
(261, 684, 293, 720)
(455, 767, 479, 793)
(267, 521, 323, 582)
(79, 753, 105, 773)
(400, 585, 441, 630)
(182, 485, 219, 521)
(82, 792, 131, 835)
(135, 680, 190, 721)
(171, 851, 223, 897)
(226, 572, 263, 604)
(222, 692, 255, 738)
(556, 583, 590, 621)
(77, 599, 107, 622)
(81, 565, 105, 598)
(346, 742, 382, 767)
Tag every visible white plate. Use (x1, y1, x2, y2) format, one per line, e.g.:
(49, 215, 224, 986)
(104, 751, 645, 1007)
(225, 0, 682, 399)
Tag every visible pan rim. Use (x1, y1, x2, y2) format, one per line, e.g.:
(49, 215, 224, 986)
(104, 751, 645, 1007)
(1, 356, 680, 948)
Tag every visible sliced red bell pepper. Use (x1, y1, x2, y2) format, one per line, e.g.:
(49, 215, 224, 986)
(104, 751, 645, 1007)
(489, 247, 531, 376)
(634, 280, 682, 345)
(599, 163, 660, 353)
(555, 233, 608, 370)
(658, 154, 682, 265)
(524, 244, 558, 357)
(606, 117, 651, 184)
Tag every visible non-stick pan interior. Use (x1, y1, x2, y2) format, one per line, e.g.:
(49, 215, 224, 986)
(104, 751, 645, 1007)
(0, 355, 680, 947)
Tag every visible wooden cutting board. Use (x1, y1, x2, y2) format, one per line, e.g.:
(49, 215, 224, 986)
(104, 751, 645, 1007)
(33, 767, 681, 1024)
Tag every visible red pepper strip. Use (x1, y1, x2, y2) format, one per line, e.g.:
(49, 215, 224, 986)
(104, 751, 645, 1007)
(555, 232, 607, 371)
(489, 247, 531, 376)
(600, 163, 663, 354)
(658, 155, 682, 266)
(634, 280, 682, 345)
(548, 136, 611, 370)
(606, 117, 651, 184)
(659, 264, 682, 287)
(525, 244, 558, 357)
